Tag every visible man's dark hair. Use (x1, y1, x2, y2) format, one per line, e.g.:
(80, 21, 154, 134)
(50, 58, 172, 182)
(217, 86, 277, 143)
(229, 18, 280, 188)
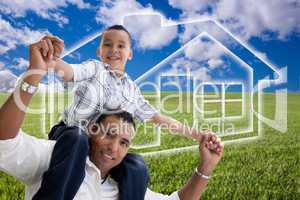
(104, 24, 132, 45)
(95, 110, 136, 130)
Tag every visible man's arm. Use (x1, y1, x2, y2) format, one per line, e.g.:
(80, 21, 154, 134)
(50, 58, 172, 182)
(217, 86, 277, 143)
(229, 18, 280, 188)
(144, 133, 223, 200)
(0, 38, 53, 139)
(178, 133, 224, 200)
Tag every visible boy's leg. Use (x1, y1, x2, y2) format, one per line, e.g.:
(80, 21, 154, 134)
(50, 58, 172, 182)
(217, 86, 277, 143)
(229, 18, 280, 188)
(32, 122, 89, 200)
(110, 153, 149, 200)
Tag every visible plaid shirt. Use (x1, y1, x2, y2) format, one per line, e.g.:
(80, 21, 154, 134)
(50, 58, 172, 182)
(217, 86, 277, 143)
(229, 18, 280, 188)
(61, 59, 158, 126)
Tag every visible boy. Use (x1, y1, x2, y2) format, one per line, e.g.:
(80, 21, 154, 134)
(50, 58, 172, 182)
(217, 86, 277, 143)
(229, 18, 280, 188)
(32, 25, 221, 200)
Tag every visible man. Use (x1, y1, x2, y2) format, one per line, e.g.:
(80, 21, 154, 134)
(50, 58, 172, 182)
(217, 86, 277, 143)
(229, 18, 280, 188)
(0, 37, 224, 199)
(0, 108, 222, 199)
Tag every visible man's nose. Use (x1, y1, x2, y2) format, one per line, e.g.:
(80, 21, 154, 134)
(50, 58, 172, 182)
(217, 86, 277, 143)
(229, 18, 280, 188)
(109, 138, 119, 153)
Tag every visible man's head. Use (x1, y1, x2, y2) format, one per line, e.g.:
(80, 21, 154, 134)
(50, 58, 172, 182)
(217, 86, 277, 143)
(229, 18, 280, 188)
(88, 111, 136, 177)
(97, 25, 133, 75)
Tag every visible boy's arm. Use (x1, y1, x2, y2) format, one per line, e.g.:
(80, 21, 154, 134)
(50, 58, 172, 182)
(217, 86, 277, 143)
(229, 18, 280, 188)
(150, 113, 202, 141)
(133, 84, 204, 141)
(44, 36, 99, 82)
(53, 58, 74, 81)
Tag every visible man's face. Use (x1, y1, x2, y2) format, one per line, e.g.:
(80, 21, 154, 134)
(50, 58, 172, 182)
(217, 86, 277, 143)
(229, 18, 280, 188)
(89, 115, 134, 175)
(97, 29, 132, 74)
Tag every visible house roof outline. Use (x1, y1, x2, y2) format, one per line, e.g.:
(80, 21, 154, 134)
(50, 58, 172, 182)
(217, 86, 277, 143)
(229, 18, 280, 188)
(61, 13, 281, 82)
(135, 31, 255, 85)
(124, 13, 280, 83)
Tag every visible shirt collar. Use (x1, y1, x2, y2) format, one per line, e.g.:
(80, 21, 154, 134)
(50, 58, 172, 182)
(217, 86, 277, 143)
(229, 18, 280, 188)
(86, 158, 102, 178)
(103, 62, 128, 81)
(87, 157, 117, 185)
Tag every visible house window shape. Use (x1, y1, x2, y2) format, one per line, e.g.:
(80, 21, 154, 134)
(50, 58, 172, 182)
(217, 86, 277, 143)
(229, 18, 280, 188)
(202, 83, 244, 120)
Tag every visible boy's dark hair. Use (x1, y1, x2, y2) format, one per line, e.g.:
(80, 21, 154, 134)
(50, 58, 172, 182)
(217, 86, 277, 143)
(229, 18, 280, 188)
(95, 110, 136, 130)
(105, 24, 132, 45)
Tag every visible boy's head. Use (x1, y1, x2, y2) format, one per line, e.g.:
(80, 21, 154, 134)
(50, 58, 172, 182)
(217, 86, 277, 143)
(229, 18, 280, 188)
(97, 25, 133, 75)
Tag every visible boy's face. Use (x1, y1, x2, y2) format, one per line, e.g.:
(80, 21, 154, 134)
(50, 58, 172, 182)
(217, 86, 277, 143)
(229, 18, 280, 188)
(97, 29, 132, 74)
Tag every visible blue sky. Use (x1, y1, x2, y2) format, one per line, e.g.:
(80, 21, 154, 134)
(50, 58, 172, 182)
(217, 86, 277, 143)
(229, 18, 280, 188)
(0, 0, 299, 92)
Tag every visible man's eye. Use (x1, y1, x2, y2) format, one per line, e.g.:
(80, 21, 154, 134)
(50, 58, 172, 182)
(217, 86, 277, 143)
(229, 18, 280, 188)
(120, 141, 129, 148)
(106, 131, 113, 138)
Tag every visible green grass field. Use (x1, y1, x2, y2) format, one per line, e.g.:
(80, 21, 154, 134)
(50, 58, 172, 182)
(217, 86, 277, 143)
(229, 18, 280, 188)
(0, 93, 299, 199)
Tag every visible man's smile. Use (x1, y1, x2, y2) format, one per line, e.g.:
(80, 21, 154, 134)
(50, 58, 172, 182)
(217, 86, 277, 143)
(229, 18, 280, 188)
(102, 152, 116, 161)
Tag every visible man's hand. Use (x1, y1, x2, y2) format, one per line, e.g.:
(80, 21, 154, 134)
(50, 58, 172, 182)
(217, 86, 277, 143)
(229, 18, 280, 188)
(28, 35, 64, 72)
(178, 132, 224, 200)
(198, 132, 224, 175)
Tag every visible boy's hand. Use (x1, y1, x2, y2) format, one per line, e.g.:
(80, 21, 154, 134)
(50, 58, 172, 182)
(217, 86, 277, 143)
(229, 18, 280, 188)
(39, 35, 64, 63)
(29, 36, 64, 70)
(27, 36, 64, 84)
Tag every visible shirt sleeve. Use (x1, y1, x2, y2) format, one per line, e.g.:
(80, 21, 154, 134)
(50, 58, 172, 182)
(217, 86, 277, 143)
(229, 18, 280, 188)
(64, 80, 107, 126)
(132, 83, 158, 122)
(71, 59, 106, 82)
(144, 188, 180, 200)
(0, 131, 55, 185)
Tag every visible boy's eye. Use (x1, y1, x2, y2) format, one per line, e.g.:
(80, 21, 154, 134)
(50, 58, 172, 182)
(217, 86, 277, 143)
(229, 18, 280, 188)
(118, 44, 125, 48)
(104, 43, 111, 47)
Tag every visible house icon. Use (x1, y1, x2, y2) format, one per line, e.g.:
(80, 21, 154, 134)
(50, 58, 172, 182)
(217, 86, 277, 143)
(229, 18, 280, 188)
(118, 14, 287, 153)
(45, 13, 286, 155)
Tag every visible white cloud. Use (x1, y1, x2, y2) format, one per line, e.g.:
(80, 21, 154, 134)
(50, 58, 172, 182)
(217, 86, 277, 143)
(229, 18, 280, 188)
(0, 17, 49, 54)
(168, 0, 214, 13)
(193, 67, 211, 81)
(184, 39, 223, 62)
(12, 57, 29, 70)
(215, 0, 300, 40)
(124, 15, 178, 49)
(48, 12, 69, 28)
(0, 0, 91, 25)
(0, 61, 5, 70)
(207, 58, 224, 69)
(0, 69, 17, 93)
(167, 57, 212, 81)
(96, 0, 178, 49)
(169, 0, 300, 41)
(68, 52, 81, 61)
(163, 38, 225, 81)
(95, 0, 152, 25)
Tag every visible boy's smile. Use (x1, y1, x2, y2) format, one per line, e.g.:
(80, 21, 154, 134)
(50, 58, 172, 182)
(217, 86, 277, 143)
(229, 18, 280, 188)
(97, 29, 132, 76)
